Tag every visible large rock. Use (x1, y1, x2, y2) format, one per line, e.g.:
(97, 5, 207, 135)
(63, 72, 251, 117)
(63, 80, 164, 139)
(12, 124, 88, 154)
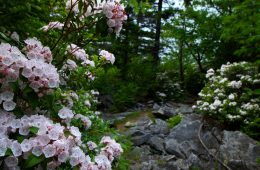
(219, 130, 260, 170)
(177, 103, 193, 114)
(152, 103, 193, 119)
(165, 139, 186, 159)
(165, 114, 206, 158)
(147, 136, 165, 153)
(152, 105, 178, 119)
(104, 104, 260, 170)
(128, 130, 151, 146)
(149, 119, 170, 135)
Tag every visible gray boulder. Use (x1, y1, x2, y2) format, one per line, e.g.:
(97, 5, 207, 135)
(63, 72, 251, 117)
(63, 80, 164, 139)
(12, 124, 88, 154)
(149, 119, 169, 135)
(128, 130, 151, 146)
(219, 130, 260, 170)
(147, 136, 165, 153)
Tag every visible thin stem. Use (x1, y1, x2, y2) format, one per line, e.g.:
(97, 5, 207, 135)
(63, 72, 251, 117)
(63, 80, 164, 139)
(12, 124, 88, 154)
(198, 123, 232, 170)
(51, 0, 80, 50)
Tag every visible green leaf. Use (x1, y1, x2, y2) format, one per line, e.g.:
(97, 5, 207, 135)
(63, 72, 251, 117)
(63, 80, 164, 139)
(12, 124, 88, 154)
(17, 136, 25, 143)
(23, 154, 45, 169)
(29, 127, 39, 135)
(253, 89, 260, 95)
(5, 148, 13, 156)
(0, 32, 11, 42)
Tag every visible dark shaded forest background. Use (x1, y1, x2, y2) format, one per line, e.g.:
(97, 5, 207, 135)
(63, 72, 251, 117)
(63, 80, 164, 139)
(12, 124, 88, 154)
(0, 0, 259, 112)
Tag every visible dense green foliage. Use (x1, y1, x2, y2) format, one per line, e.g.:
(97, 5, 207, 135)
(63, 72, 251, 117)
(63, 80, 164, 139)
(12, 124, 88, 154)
(0, 1, 259, 169)
(91, 0, 259, 111)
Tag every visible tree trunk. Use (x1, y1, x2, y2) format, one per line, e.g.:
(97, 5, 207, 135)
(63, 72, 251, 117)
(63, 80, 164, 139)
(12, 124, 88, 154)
(153, 0, 163, 67)
(122, 13, 130, 80)
(196, 53, 205, 73)
(179, 40, 184, 87)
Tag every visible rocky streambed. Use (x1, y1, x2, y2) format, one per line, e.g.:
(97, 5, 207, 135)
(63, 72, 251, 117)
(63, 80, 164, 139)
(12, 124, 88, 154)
(102, 102, 260, 170)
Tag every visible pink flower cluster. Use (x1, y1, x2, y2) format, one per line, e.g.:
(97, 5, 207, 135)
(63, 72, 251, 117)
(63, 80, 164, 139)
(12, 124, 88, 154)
(102, 1, 127, 35)
(57, 106, 92, 129)
(74, 114, 92, 129)
(99, 50, 115, 64)
(66, 44, 95, 67)
(0, 43, 26, 84)
(24, 37, 53, 63)
(42, 21, 64, 32)
(64, 44, 96, 81)
(65, 0, 127, 35)
(0, 110, 122, 169)
(0, 90, 16, 111)
(0, 40, 59, 96)
(100, 136, 123, 162)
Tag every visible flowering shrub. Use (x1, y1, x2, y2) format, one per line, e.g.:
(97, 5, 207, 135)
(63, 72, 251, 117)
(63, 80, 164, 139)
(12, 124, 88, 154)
(0, 0, 127, 169)
(193, 62, 260, 139)
(156, 72, 183, 100)
(44, 0, 127, 35)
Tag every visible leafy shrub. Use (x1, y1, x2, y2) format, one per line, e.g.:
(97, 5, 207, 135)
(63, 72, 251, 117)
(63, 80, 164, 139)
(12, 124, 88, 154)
(167, 115, 182, 128)
(0, 0, 130, 169)
(193, 62, 260, 139)
(112, 83, 139, 111)
(184, 65, 205, 95)
(156, 72, 183, 101)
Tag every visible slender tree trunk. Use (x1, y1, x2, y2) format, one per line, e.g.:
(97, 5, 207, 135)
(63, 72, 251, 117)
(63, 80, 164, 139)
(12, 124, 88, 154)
(153, 0, 163, 67)
(136, 11, 142, 55)
(123, 13, 130, 80)
(179, 40, 184, 87)
(196, 53, 205, 73)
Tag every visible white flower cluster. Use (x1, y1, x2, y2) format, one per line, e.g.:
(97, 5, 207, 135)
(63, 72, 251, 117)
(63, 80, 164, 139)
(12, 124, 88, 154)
(0, 110, 122, 169)
(102, 0, 127, 35)
(99, 50, 115, 64)
(10, 32, 19, 42)
(228, 80, 242, 89)
(0, 40, 59, 109)
(42, 21, 64, 32)
(193, 62, 260, 122)
(205, 68, 215, 78)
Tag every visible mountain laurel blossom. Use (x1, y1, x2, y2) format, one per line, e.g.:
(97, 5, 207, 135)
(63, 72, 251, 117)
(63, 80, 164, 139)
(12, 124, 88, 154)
(0, 1, 126, 168)
(0, 111, 122, 169)
(99, 50, 115, 64)
(42, 21, 64, 32)
(194, 62, 260, 124)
